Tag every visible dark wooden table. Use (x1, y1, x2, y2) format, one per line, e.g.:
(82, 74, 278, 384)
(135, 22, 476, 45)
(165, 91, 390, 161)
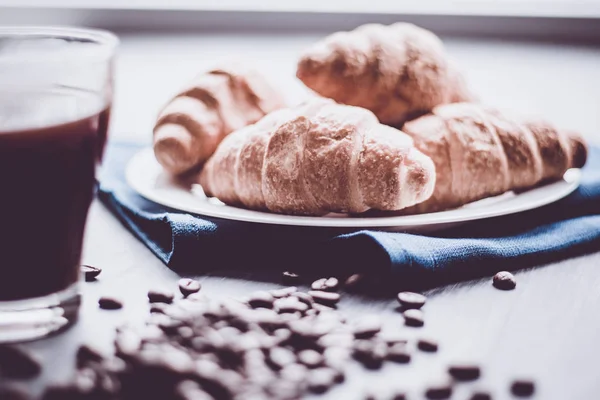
(7, 32, 600, 400)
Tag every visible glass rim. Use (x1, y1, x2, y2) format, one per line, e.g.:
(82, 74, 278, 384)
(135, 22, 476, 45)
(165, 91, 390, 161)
(0, 26, 119, 66)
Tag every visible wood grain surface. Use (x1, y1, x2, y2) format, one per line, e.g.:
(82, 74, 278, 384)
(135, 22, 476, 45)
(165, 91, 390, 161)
(4, 32, 600, 400)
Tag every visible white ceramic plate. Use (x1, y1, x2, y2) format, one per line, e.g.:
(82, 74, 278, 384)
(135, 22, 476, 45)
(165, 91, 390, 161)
(125, 148, 581, 232)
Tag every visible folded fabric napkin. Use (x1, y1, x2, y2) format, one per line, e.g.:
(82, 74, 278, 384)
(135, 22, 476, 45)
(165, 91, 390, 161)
(99, 142, 600, 289)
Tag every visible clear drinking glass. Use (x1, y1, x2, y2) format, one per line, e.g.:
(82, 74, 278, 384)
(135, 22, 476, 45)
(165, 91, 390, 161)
(0, 27, 118, 342)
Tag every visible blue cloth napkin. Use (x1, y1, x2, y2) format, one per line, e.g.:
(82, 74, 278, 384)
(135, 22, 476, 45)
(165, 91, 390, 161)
(99, 142, 600, 289)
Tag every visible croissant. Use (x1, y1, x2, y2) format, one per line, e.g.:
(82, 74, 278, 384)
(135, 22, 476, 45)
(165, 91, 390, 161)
(401, 103, 588, 214)
(296, 23, 472, 126)
(198, 99, 436, 216)
(153, 65, 286, 176)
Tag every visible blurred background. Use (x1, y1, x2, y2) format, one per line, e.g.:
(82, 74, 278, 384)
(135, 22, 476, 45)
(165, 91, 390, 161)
(1, 0, 599, 143)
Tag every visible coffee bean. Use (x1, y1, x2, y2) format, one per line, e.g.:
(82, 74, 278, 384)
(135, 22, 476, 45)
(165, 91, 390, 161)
(392, 393, 407, 400)
(114, 329, 141, 357)
(352, 316, 381, 339)
(403, 309, 424, 327)
(248, 291, 275, 309)
(81, 264, 102, 281)
(470, 391, 492, 400)
(282, 271, 301, 285)
(298, 349, 323, 368)
(0, 386, 29, 400)
(76, 345, 104, 368)
(267, 347, 296, 370)
(344, 274, 364, 291)
(291, 292, 313, 306)
(318, 332, 354, 349)
(280, 362, 308, 383)
(313, 303, 336, 312)
(397, 291, 427, 309)
(323, 347, 350, 371)
(448, 364, 481, 381)
(274, 297, 309, 314)
(186, 292, 208, 302)
(178, 278, 201, 297)
(150, 302, 170, 314)
(98, 296, 122, 310)
(425, 383, 453, 399)
(387, 342, 411, 363)
(148, 289, 174, 304)
(307, 367, 337, 394)
(311, 277, 339, 292)
(511, 379, 535, 397)
(0, 346, 41, 379)
(417, 338, 438, 352)
(493, 271, 516, 290)
(308, 290, 340, 306)
(72, 368, 97, 394)
(176, 380, 215, 400)
(381, 332, 408, 346)
(270, 286, 298, 298)
(353, 340, 387, 370)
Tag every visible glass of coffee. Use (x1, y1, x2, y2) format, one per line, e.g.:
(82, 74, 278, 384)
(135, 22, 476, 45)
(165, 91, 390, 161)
(0, 27, 118, 342)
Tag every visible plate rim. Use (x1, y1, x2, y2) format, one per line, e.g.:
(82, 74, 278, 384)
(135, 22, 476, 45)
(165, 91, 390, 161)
(125, 148, 581, 229)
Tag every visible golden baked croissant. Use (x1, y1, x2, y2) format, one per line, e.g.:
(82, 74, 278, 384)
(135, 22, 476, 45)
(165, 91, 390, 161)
(401, 103, 588, 214)
(198, 99, 436, 216)
(296, 23, 472, 126)
(153, 65, 286, 175)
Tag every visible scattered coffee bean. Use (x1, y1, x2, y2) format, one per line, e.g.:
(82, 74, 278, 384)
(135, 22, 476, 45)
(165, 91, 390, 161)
(425, 382, 453, 399)
(344, 273, 365, 291)
(291, 292, 313, 306)
(81, 264, 102, 281)
(493, 271, 516, 290)
(149, 302, 170, 314)
(403, 309, 425, 327)
(470, 391, 492, 400)
(178, 278, 201, 297)
(114, 328, 141, 357)
(352, 316, 382, 339)
(176, 380, 216, 400)
(282, 271, 301, 285)
(353, 340, 387, 370)
(313, 303, 336, 312)
(270, 286, 298, 298)
(417, 338, 439, 352)
(511, 379, 535, 397)
(76, 345, 104, 368)
(298, 349, 324, 368)
(147, 288, 174, 304)
(307, 367, 337, 394)
(248, 291, 275, 309)
(311, 277, 339, 292)
(98, 296, 122, 310)
(274, 297, 309, 314)
(18, 280, 531, 400)
(0, 386, 29, 400)
(397, 291, 427, 309)
(387, 342, 411, 363)
(308, 290, 340, 306)
(448, 364, 481, 381)
(0, 346, 41, 379)
(267, 347, 296, 370)
(323, 347, 350, 372)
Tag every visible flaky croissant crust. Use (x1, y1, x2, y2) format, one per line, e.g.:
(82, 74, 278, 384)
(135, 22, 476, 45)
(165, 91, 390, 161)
(199, 99, 436, 216)
(297, 23, 472, 126)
